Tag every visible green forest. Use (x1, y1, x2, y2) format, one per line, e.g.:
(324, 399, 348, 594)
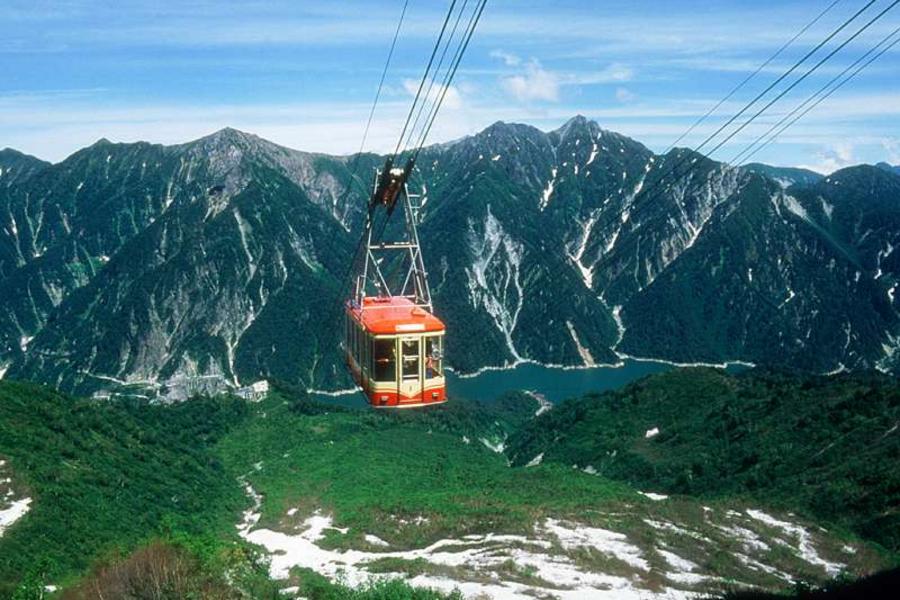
(506, 368, 900, 551)
(1, 370, 898, 598)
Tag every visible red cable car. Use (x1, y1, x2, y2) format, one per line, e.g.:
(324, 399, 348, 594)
(343, 158, 447, 408)
(345, 297, 446, 407)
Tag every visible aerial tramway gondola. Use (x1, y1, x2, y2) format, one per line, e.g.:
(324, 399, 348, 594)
(343, 157, 446, 408)
(340, 0, 486, 407)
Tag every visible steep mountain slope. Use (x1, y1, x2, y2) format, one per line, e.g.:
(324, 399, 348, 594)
(618, 166, 900, 371)
(2, 119, 900, 395)
(0, 131, 368, 394)
(506, 368, 900, 551)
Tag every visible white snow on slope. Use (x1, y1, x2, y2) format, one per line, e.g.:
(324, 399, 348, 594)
(235, 478, 864, 600)
(782, 195, 809, 221)
(480, 437, 506, 453)
(566, 320, 596, 366)
(236, 477, 262, 535)
(233, 207, 257, 280)
(525, 453, 544, 467)
(658, 550, 706, 585)
(240, 501, 691, 600)
(638, 492, 669, 501)
(567, 209, 601, 289)
(465, 207, 525, 362)
(0, 498, 31, 537)
(587, 142, 599, 166)
(544, 518, 649, 571)
(365, 534, 390, 547)
(539, 168, 558, 211)
(745, 509, 844, 577)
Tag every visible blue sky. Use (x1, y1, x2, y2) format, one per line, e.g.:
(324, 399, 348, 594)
(1, 0, 898, 172)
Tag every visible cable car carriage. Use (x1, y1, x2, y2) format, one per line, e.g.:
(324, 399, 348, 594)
(343, 158, 447, 407)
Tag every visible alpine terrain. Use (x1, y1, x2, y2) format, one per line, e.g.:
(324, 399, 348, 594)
(2, 117, 900, 399)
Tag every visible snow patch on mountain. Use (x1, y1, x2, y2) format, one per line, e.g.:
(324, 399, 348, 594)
(567, 209, 601, 289)
(239, 501, 700, 599)
(745, 509, 844, 577)
(539, 168, 557, 211)
(465, 206, 525, 362)
(566, 320, 595, 366)
(0, 498, 31, 537)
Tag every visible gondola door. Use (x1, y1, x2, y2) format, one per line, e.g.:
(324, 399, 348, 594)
(399, 336, 422, 403)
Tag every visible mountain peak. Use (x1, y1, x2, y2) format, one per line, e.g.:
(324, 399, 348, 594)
(198, 127, 256, 145)
(554, 115, 599, 140)
(566, 114, 590, 126)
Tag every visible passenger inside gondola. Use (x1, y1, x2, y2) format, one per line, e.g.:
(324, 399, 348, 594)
(426, 336, 442, 378)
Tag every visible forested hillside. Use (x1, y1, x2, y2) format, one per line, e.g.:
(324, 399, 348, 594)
(506, 369, 900, 551)
(1, 372, 897, 598)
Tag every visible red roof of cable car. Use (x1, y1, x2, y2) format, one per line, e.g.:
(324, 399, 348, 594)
(348, 296, 445, 335)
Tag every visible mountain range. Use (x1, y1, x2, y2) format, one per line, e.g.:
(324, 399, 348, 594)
(2, 117, 900, 397)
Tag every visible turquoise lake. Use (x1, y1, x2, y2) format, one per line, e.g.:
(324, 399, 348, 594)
(309, 358, 745, 408)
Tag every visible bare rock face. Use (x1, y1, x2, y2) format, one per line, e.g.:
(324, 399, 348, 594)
(2, 120, 899, 396)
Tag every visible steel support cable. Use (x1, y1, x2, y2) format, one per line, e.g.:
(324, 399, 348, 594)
(400, 0, 472, 155)
(393, 0, 460, 160)
(733, 22, 900, 165)
(340, 0, 412, 295)
(411, 0, 485, 157)
(342, 0, 411, 203)
(365, 0, 486, 298)
(378, 0, 484, 263)
(664, 0, 845, 154)
(624, 0, 889, 211)
(738, 29, 900, 166)
(691, 0, 876, 158)
(408, 0, 484, 156)
(412, 0, 488, 162)
(703, 0, 899, 159)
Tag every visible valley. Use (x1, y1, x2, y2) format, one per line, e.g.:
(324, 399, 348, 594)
(1, 369, 897, 598)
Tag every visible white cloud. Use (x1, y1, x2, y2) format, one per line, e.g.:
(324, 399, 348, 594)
(798, 143, 857, 175)
(489, 49, 520, 66)
(615, 87, 636, 103)
(574, 63, 634, 85)
(501, 60, 560, 103)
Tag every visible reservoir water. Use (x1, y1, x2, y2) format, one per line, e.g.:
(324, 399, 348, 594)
(310, 358, 744, 408)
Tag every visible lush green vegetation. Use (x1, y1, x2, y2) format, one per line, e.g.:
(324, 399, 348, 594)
(0, 381, 250, 596)
(506, 368, 900, 551)
(2, 372, 899, 598)
(217, 388, 635, 549)
(0, 381, 559, 597)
